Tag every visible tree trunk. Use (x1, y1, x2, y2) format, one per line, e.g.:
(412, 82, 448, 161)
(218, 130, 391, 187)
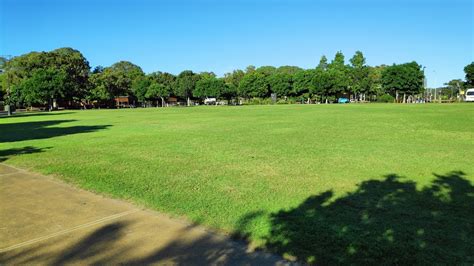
(161, 97, 165, 108)
(403, 93, 406, 103)
(48, 98, 53, 112)
(187, 97, 190, 106)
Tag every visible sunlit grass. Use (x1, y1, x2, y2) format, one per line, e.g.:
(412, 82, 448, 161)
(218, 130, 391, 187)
(1, 103, 473, 263)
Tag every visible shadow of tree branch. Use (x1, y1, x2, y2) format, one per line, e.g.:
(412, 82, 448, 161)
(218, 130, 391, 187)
(0, 120, 111, 143)
(0, 146, 50, 162)
(237, 171, 474, 264)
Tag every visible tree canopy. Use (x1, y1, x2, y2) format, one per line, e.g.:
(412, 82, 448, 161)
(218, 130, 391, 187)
(464, 62, 474, 87)
(238, 71, 269, 98)
(381, 62, 425, 101)
(0, 47, 442, 109)
(4, 48, 90, 109)
(194, 76, 227, 99)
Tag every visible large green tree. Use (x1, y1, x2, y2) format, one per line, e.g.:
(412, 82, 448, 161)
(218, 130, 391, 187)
(88, 69, 112, 105)
(146, 83, 170, 107)
(349, 51, 371, 100)
(223, 70, 244, 102)
(131, 76, 152, 104)
(381, 62, 425, 102)
(176, 70, 198, 106)
(88, 61, 144, 106)
(0, 57, 9, 103)
(147, 71, 175, 107)
(327, 51, 351, 97)
(313, 68, 333, 103)
(268, 72, 293, 97)
(103, 61, 144, 97)
(149, 71, 176, 91)
(368, 65, 386, 99)
(50, 48, 90, 101)
(19, 68, 68, 109)
(293, 69, 316, 100)
(464, 62, 474, 87)
(238, 71, 269, 98)
(194, 76, 227, 100)
(5, 48, 90, 109)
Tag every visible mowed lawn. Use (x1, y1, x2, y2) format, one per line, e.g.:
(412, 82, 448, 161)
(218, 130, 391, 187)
(1, 104, 473, 264)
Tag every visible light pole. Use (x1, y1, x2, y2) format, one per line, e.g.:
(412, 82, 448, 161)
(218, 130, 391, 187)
(432, 70, 437, 101)
(422, 66, 427, 101)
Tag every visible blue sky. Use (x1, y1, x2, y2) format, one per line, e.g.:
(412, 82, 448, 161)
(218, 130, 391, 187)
(1, 0, 473, 87)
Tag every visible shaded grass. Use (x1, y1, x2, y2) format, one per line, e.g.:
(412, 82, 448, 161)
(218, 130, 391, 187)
(1, 104, 473, 263)
(237, 171, 474, 264)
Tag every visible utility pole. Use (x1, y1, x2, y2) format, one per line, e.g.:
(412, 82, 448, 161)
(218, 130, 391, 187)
(433, 70, 437, 102)
(456, 81, 461, 102)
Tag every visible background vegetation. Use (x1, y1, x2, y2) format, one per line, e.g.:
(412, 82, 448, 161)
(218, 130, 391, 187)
(4, 49, 472, 110)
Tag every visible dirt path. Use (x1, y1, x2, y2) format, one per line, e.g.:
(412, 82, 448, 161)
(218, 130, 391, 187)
(0, 164, 287, 265)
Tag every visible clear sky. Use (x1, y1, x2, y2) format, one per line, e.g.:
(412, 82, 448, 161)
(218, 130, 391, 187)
(1, 0, 473, 87)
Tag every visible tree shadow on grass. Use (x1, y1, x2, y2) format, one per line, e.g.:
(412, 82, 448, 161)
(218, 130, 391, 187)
(238, 171, 474, 264)
(1, 171, 472, 265)
(0, 120, 111, 143)
(0, 146, 50, 162)
(0, 111, 76, 119)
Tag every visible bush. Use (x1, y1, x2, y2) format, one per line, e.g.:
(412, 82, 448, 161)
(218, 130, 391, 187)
(377, 94, 395, 103)
(262, 98, 273, 105)
(287, 98, 297, 104)
(244, 98, 274, 105)
(276, 97, 299, 104)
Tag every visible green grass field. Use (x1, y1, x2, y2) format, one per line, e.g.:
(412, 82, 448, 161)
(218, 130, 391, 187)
(1, 104, 473, 264)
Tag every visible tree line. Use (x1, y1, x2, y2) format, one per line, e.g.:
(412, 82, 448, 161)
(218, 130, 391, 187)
(1, 47, 470, 110)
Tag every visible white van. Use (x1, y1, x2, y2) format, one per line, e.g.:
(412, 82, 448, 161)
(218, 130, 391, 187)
(204, 98, 217, 105)
(466, 89, 474, 102)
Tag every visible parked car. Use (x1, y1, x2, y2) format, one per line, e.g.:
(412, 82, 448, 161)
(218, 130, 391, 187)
(465, 89, 474, 102)
(204, 98, 217, 105)
(338, 97, 350, 103)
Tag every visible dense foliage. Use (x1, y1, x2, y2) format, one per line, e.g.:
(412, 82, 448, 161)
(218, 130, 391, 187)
(2, 48, 90, 109)
(464, 62, 474, 87)
(1, 47, 469, 109)
(381, 62, 425, 103)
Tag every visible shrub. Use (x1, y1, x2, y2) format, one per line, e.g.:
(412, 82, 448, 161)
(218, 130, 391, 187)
(244, 98, 274, 105)
(377, 94, 395, 103)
